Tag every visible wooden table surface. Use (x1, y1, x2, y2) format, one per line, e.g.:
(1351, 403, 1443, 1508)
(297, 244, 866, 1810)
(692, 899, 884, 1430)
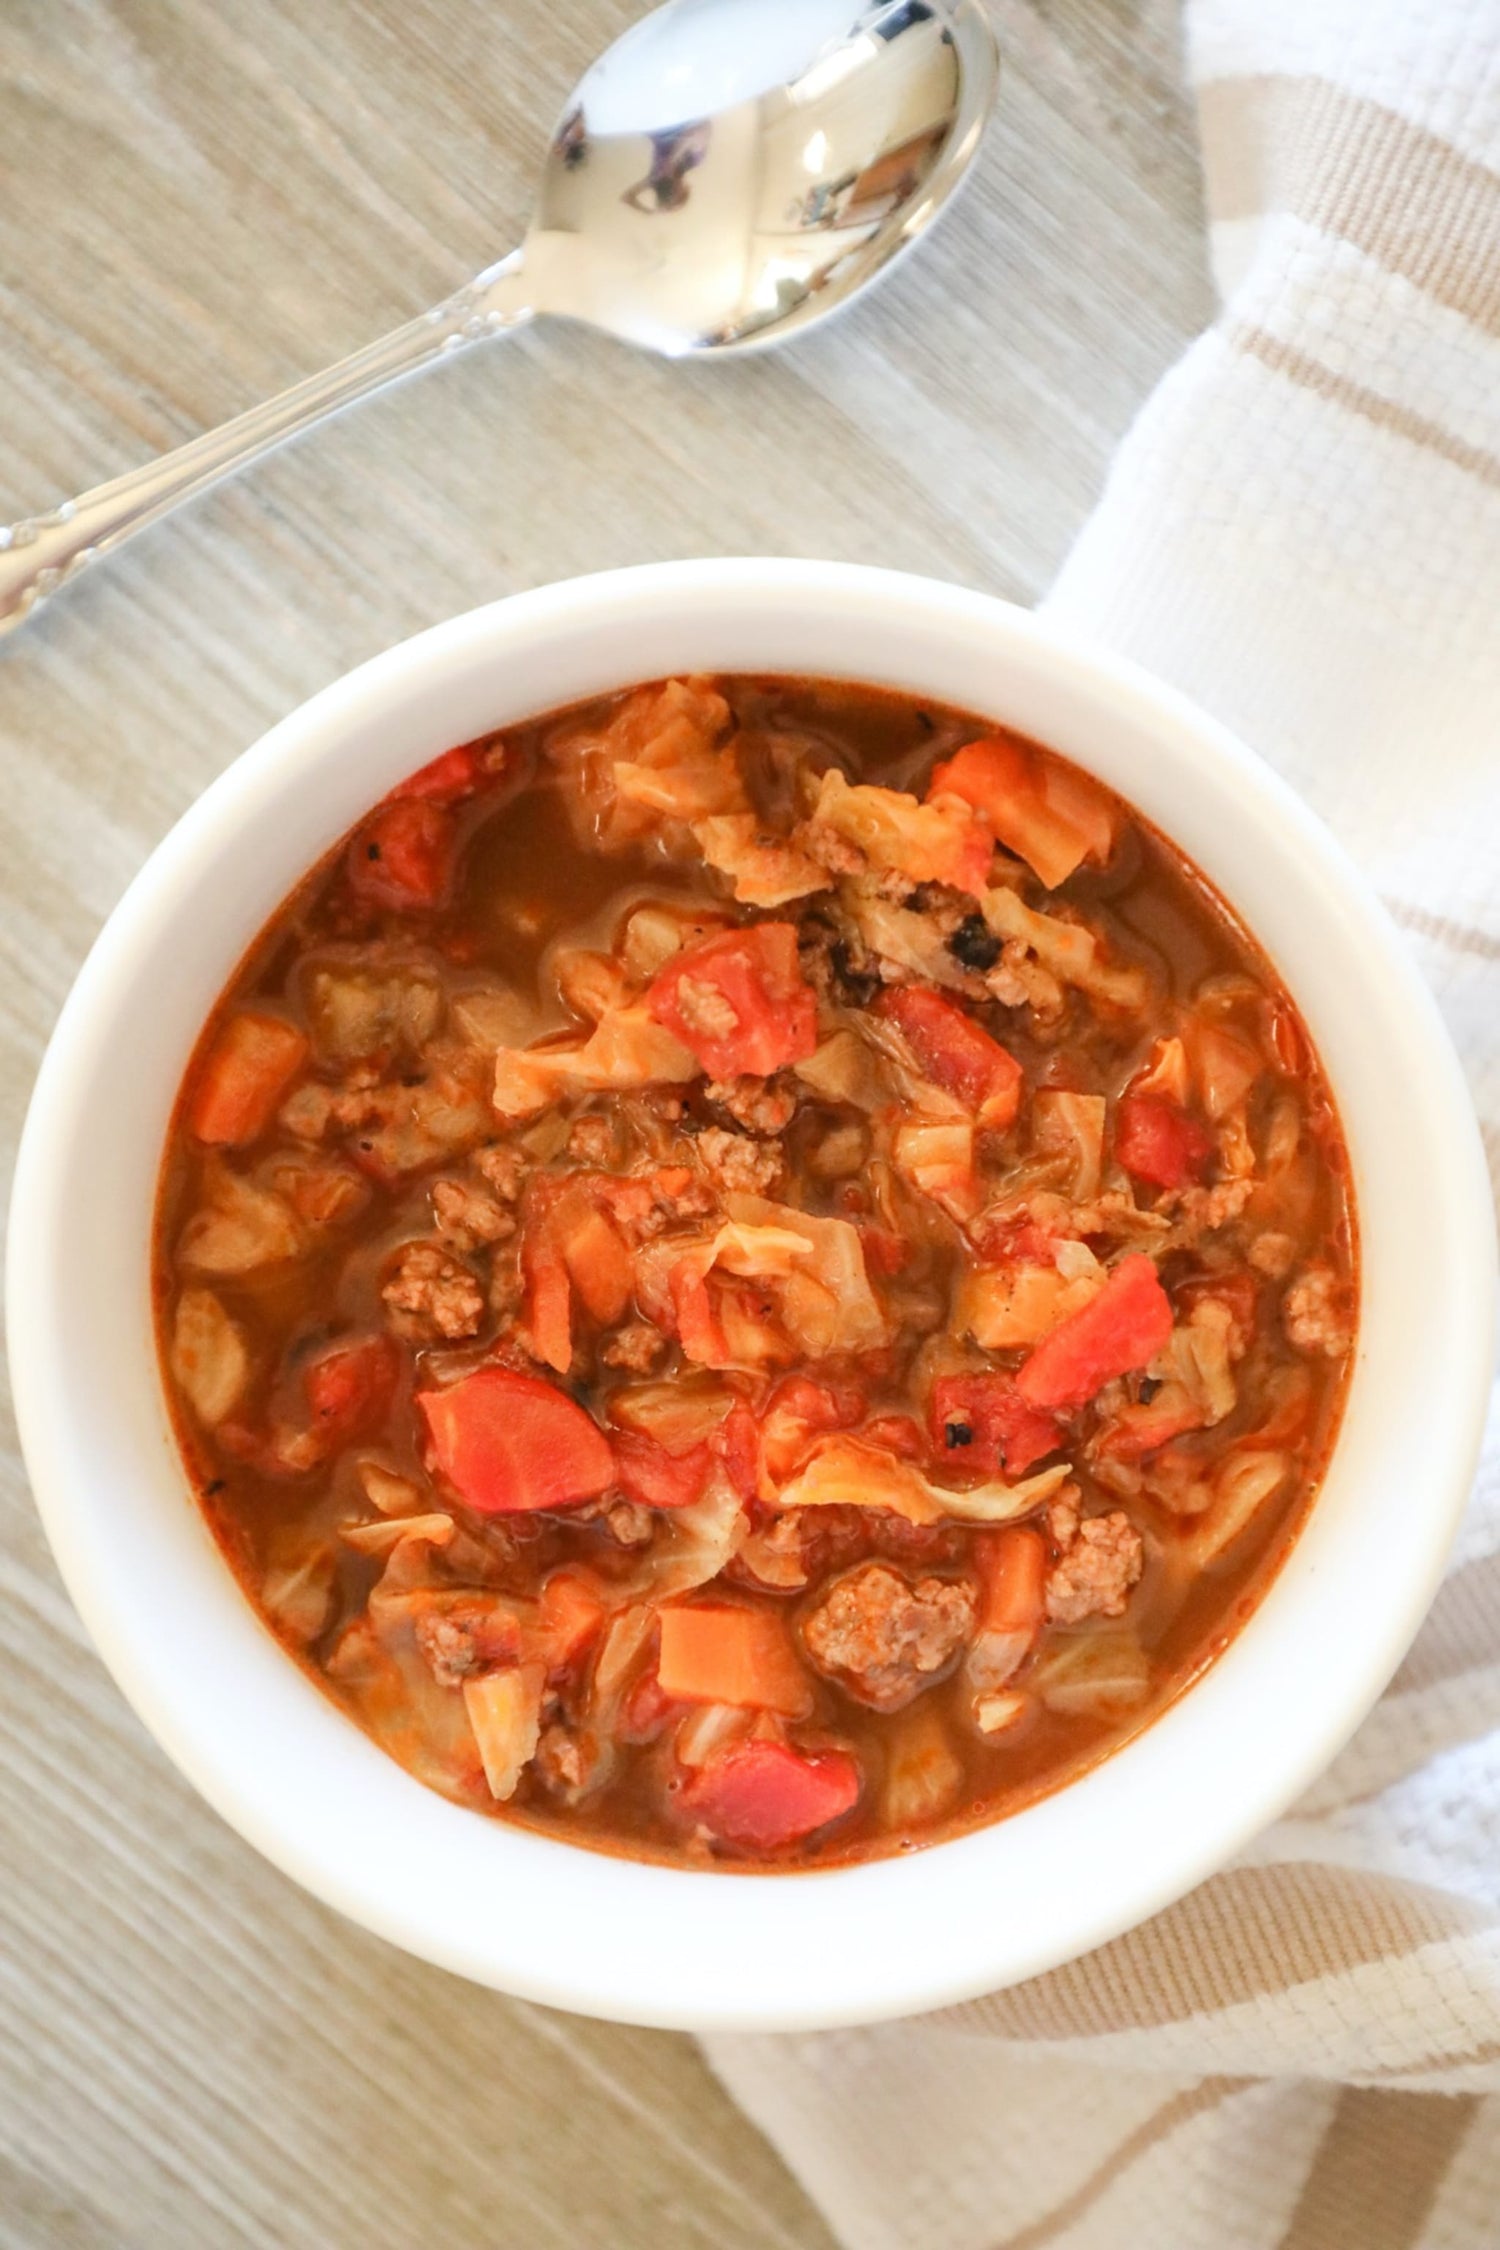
(0, 5, 1211, 2243)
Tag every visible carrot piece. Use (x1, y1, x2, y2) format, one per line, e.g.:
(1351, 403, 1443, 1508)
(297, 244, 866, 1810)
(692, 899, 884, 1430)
(189, 1012, 308, 1145)
(930, 736, 1114, 889)
(558, 1202, 633, 1325)
(525, 1245, 573, 1375)
(974, 1527, 1047, 1636)
(1016, 1254, 1173, 1411)
(657, 1603, 812, 1716)
(532, 1572, 606, 1668)
(670, 1260, 728, 1367)
(418, 1367, 615, 1513)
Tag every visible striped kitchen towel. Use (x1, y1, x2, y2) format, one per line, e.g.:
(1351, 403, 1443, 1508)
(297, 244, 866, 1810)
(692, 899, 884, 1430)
(705, 2, 1500, 2243)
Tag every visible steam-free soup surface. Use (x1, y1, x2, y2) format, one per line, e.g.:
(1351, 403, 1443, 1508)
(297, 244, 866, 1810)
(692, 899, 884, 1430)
(155, 676, 1355, 1867)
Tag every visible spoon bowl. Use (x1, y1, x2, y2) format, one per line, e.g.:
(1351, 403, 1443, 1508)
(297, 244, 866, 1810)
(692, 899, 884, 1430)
(0, 0, 999, 633)
(522, 0, 999, 352)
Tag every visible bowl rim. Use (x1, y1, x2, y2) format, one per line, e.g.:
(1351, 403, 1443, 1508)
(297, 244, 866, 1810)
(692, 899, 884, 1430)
(8, 558, 1495, 2031)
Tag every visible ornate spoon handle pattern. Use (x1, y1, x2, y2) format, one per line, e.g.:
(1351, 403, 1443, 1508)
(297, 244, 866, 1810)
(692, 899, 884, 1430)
(0, 252, 531, 636)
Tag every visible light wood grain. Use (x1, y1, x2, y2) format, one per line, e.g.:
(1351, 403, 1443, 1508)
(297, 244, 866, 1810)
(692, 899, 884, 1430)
(0, 4, 1210, 2243)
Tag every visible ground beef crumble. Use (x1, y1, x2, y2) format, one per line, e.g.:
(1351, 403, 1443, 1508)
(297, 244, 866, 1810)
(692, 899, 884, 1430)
(431, 1175, 515, 1252)
(533, 1723, 604, 1803)
(605, 1500, 655, 1547)
(1283, 1264, 1353, 1358)
(802, 1561, 977, 1712)
(381, 1242, 486, 1342)
(694, 1126, 784, 1197)
(600, 1321, 666, 1373)
(1044, 1510, 1145, 1625)
(796, 818, 866, 878)
(472, 1143, 528, 1201)
(566, 1113, 620, 1166)
(626, 1170, 717, 1240)
(704, 1074, 798, 1134)
(413, 1598, 513, 1688)
(675, 976, 741, 1042)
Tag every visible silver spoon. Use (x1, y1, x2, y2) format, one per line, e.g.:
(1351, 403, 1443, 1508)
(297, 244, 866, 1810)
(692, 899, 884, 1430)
(0, 0, 998, 638)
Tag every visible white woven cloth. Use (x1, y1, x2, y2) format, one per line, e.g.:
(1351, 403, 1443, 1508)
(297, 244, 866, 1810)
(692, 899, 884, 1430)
(705, 5, 1500, 2241)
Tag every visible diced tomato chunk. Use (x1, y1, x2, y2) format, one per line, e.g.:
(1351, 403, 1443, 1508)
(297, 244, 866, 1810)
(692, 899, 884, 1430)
(1016, 1255, 1173, 1412)
(857, 1224, 909, 1278)
(712, 1398, 761, 1503)
(772, 1374, 866, 1425)
(1115, 1093, 1213, 1190)
(390, 742, 487, 806)
(189, 1012, 308, 1145)
(418, 1367, 615, 1513)
(876, 987, 1023, 1131)
(930, 1371, 1061, 1476)
(613, 1429, 713, 1511)
(680, 1740, 861, 1851)
(348, 799, 458, 911)
(646, 922, 817, 1078)
(973, 1213, 1058, 1266)
(859, 1412, 930, 1463)
(622, 1664, 683, 1743)
(760, 1375, 863, 1483)
(303, 1333, 399, 1441)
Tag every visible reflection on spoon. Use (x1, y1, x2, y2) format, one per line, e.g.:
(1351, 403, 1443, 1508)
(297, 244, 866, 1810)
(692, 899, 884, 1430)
(621, 121, 713, 214)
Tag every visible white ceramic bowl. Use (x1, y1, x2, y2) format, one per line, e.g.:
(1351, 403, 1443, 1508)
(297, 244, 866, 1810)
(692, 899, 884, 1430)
(10, 561, 1494, 2031)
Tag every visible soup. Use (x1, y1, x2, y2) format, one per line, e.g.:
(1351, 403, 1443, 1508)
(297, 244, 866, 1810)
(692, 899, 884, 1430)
(154, 675, 1355, 1866)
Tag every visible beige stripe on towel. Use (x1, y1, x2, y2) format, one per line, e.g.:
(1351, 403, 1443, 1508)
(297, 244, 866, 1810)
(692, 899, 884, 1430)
(1277, 2089, 1481, 2250)
(944, 1865, 1493, 2040)
(1199, 74, 1500, 338)
(992, 2079, 1253, 2250)
(1228, 322, 1500, 489)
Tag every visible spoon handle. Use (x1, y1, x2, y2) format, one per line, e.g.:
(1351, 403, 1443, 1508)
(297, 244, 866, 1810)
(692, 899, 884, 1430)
(0, 250, 534, 640)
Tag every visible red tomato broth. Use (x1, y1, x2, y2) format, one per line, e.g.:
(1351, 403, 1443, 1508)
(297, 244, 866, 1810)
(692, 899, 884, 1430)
(154, 674, 1357, 1870)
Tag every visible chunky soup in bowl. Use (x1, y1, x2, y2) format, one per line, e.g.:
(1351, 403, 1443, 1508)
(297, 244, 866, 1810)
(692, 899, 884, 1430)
(155, 672, 1355, 1868)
